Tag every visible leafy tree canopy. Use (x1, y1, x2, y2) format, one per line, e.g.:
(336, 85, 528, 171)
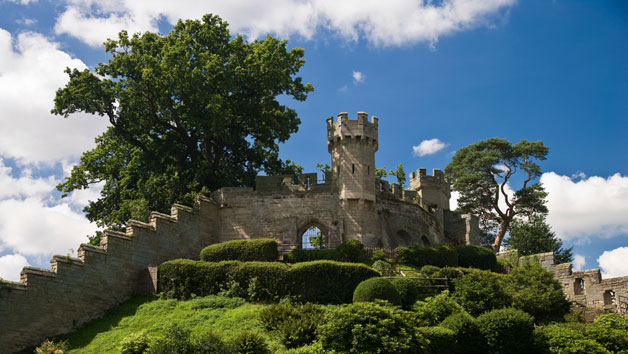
(506, 214, 573, 264)
(445, 138, 549, 251)
(52, 14, 313, 231)
(389, 163, 407, 187)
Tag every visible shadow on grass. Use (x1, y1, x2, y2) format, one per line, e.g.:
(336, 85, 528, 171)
(59, 295, 157, 349)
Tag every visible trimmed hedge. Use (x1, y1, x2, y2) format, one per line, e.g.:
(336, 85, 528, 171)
(418, 327, 456, 354)
(477, 308, 535, 354)
(395, 244, 458, 268)
(283, 239, 366, 263)
(390, 278, 421, 310)
(200, 238, 278, 262)
(159, 259, 378, 303)
(353, 278, 402, 306)
(456, 245, 497, 271)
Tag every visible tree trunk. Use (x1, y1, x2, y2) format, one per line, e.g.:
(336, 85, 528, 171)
(492, 221, 510, 252)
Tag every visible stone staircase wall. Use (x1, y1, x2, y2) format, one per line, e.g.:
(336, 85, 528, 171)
(0, 197, 218, 354)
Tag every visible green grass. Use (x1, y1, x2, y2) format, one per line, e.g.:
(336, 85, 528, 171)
(396, 264, 424, 277)
(58, 295, 281, 353)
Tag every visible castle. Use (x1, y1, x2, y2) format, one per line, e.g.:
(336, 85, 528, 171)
(0, 112, 477, 353)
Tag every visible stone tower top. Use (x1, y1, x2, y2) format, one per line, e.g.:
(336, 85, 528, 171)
(409, 168, 451, 211)
(326, 112, 378, 152)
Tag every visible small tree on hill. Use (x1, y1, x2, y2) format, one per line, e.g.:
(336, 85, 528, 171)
(389, 164, 407, 188)
(506, 214, 573, 264)
(445, 138, 549, 251)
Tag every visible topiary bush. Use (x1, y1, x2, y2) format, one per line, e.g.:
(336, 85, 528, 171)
(534, 325, 610, 354)
(229, 331, 270, 354)
(334, 239, 366, 262)
(317, 301, 428, 354)
(440, 312, 486, 354)
(372, 260, 396, 276)
(394, 244, 458, 268)
(390, 278, 421, 310)
(420, 265, 440, 277)
(229, 261, 290, 302)
(503, 263, 570, 323)
(159, 259, 241, 299)
(456, 245, 497, 271)
(452, 269, 510, 316)
(200, 238, 278, 262)
(353, 277, 402, 306)
(283, 239, 366, 263)
(283, 248, 336, 263)
(259, 303, 325, 349)
(417, 327, 456, 354)
(476, 308, 535, 354)
(289, 260, 379, 303)
(413, 290, 465, 326)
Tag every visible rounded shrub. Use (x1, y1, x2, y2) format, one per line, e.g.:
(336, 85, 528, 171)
(414, 290, 465, 326)
(372, 260, 395, 276)
(200, 238, 278, 262)
(317, 301, 428, 354)
(440, 312, 486, 354)
(452, 269, 510, 316)
(394, 244, 458, 268)
(476, 308, 535, 354)
(418, 327, 456, 354)
(456, 245, 497, 271)
(353, 277, 402, 306)
(534, 325, 611, 354)
(334, 239, 365, 262)
(420, 265, 440, 277)
(229, 331, 270, 354)
(159, 260, 241, 299)
(390, 278, 421, 310)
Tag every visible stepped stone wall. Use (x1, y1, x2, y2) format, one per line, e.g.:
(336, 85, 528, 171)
(0, 198, 218, 354)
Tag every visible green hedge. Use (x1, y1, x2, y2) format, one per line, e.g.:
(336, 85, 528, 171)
(395, 244, 458, 268)
(353, 278, 402, 306)
(477, 308, 535, 354)
(200, 238, 278, 262)
(456, 245, 497, 271)
(283, 239, 365, 263)
(159, 259, 378, 303)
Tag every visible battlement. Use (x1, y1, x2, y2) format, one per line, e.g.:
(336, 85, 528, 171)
(408, 168, 451, 211)
(255, 173, 331, 193)
(327, 112, 378, 151)
(409, 168, 446, 184)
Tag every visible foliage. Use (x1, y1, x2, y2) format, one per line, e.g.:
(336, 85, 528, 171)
(52, 14, 312, 230)
(334, 239, 365, 262)
(506, 214, 573, 264)
(420, 265, 440, 277)
(534, 325, 611, 354)
(200, 239, 279, 262)
(35, 340, 69, 354)
(452, 269, 510, 316)
(317, 301, 428, 354)
(372, 260, 396, 276)
(417, 327, 456, 354)
(440, 312, 486, 354)
(120, 332, 150, 354)
(445, 138, 549, 250)
(159, 260, 243, 299)
(259, 303, 325, 348)
(353, 277, 402, 306)
(456, 245, 497, 271)
(149, 324, 195, 354)
(413, 290, 465, 326)
(390, 278, 422, 310)
(395, 244, 458, 268)
(476, 308, 535, 354)
(229, 331, 270, 354)
(585, 314, 628, 353)
(503, 263, 570, 323)
(389, 163, 407, 187)
(193, 331, 232, 354)
(375, 167, 388, 179)
(594, 313, 628, 330)
(370, 249, 389, 263)
(284, 239, 365, 263)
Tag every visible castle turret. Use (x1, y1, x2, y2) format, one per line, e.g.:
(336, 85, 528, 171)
(327, 112, 378, 201)
(409, 168, 451, 210)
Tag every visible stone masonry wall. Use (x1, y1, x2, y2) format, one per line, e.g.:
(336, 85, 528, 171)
(0, 197, 218, 354)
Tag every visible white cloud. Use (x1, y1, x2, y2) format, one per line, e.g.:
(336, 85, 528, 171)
(0, 254, 30, 282)
(8, 0, 37, 4)
(412, 138, 449, 156)
(450, 190, 460, 211)
(541, 172, 628, 241)
(0, 29, 108, 165)
(598, 247, 628, 279)
(53, 0, 515, 47)
(0, 159, 57, 199)
(352, 71, 365, 84)
(16, 18, 37, 26)
(572, 254, 586, 270)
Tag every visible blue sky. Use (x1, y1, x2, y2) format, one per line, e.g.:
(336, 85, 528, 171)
(0, 0, 626, 281)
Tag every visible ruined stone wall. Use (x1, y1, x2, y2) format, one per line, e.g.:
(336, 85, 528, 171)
(377, 198, 443, 249)
(0, 198, 218, 354)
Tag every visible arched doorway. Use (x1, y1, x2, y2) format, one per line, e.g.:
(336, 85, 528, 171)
(396, 230, 411, 247)
(301, 226, 327, 249)
(421, 235, 431, 246)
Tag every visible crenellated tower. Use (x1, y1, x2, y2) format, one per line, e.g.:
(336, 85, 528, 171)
(409, 168, 451, 211)
(327, 112, 379, 201)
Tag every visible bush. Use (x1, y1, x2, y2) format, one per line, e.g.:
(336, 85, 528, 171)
(200, 238, 278, 262)
(395, 244, 458, 268)
(353, 277, 402, 306)
(372, 260, 396, 276)
(417, 327, 456, 354)
(159, 259, 240, 299)
(334, 239, 365, 262)
(414, 290, 465, 326)
(390, 278, 421, 310)
(229, 261, 290, 302)
(594, 313, 628, 330)
(452, 269, 510, 316)
(289, 260, 379, 303)
(193, 331, 231, 354)
(188, 295, 245, 310)
(120, 332, 150, 354)
(440, 312, 486, 354)
(370, 249, 388, 263)
(35, 340, 69, 354)
(420, 265, 440, 277)
(229, 331, 270, 354)
(534, 325, 610, 354)
(259, 303, 325, 348)
(476, 308, 535, 354)
(317, 301, 428, 354)
(585, 315, 628, 353)
(283, 239, 366, 263)
(456, 245, 497, 271)
(280, 342, 326, 354)
(503, 263, 570, 323)
(150, 324, 195, 354)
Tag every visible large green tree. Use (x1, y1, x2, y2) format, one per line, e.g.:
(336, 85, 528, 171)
(506, 214, 573, 264)
(53, 14, 312, 230)
(444, 138, 549, 251)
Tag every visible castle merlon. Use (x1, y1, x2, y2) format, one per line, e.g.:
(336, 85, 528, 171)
(327, 112, 378, 150)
